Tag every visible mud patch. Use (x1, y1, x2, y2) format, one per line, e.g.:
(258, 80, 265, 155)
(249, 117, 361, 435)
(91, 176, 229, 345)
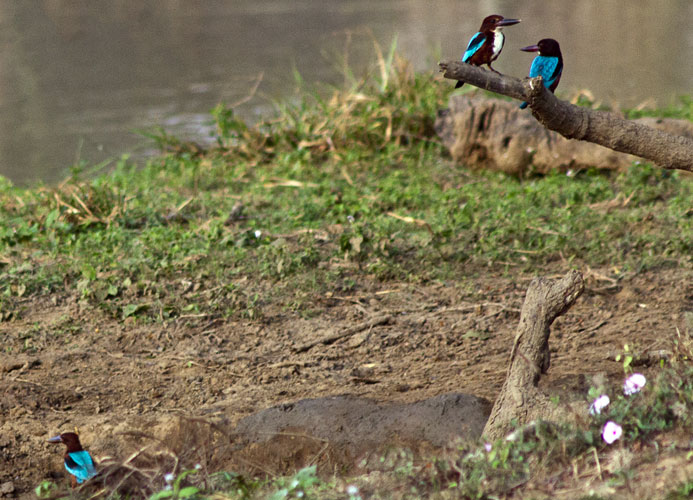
(230, 393, 490, 475)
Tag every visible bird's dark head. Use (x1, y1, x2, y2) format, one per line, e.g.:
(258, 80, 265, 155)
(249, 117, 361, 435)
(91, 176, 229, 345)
(48, 432, 84, 452)
(480, 15, 521, 32)
(521, 38, 562, 57)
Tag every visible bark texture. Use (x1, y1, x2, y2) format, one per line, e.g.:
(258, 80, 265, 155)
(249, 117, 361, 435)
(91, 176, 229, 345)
(482, 270, 585, 440)
(435, 95, 693, 175)
(439, 61, 693, 172)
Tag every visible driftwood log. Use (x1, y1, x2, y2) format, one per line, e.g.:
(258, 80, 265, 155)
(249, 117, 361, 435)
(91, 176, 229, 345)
(438, 61, 693, 173)
(483, 270, 585, 440)
(435, 95, 693, 175)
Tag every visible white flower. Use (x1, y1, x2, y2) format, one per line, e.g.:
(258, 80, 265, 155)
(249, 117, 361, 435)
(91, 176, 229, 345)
(254, 230, 262, 239)
(623, 373, 646, 395)
(602, 421, 623, 444)
(289, 479, 299, 489)
(296, 491, 304, 498)
(195, 463, 202, 470)
(589, 394, 610, 415)
(347, 215, 355, 224)
(484, 443, 492, 452)
(164, 473, 175, 483)
(346, 485, 359, 496)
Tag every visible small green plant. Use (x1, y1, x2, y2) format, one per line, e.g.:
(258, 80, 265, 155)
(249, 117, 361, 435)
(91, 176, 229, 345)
(150, 468, 200, 500)
(614, 344, 635, 373)
(210, 471, 262, 499)
(665, 478, 693, 500)
(34, 480, 58, 499)
(268, 465, 320, 500)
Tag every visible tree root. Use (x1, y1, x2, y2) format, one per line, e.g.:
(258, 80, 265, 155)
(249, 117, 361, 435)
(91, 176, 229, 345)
(482, 270, 585, 440)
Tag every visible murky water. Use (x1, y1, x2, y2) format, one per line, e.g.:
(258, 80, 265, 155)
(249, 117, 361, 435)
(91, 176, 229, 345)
(1, 0, 692, 185)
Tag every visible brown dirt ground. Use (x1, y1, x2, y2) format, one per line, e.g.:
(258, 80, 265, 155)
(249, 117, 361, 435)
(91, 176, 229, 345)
(1, 265, 692, 496)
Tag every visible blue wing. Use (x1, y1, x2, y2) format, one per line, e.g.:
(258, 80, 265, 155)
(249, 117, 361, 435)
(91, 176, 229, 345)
(65, 451, 97, 483)
(521, 56, 562, 108)
(462, 32, 485, 63)
(529, 56, 561, 89)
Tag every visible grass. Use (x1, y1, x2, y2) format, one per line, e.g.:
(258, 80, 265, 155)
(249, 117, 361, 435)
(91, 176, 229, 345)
(2, 42, 693, 498)
(1, 68, 690, 326)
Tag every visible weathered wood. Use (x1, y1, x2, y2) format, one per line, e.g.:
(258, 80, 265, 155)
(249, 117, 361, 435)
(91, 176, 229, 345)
(439, 61, 693, 172)
(434, 95, 689, 174)
(482, 270, 584, 440)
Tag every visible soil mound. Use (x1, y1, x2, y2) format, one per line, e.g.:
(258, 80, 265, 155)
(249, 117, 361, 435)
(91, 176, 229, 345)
(230, 393, 491, 474)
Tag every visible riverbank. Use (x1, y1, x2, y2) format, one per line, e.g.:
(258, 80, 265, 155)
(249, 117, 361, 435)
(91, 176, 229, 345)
(1, 54, 692, 498)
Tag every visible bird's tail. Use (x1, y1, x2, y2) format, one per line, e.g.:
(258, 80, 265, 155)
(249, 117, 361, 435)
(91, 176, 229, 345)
(455, 80, 464, 89)
(519, 101, 528, 109)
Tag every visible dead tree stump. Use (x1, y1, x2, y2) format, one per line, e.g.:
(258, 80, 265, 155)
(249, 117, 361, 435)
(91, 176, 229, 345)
(482, 270, 584, 440)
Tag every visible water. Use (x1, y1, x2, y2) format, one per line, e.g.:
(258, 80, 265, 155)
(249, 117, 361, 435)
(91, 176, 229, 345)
(2, 0, 692, 185)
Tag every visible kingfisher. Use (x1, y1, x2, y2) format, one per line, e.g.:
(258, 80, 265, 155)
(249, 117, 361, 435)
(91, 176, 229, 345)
(48, 432, 97, 487)
(519, 38, 563, 109)
(456, 14, 521, 88)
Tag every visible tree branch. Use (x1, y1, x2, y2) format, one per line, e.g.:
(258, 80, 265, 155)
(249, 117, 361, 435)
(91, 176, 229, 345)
(439, 61, 693, 172)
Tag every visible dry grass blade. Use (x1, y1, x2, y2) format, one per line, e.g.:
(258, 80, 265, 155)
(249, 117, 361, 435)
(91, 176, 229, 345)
(230, 71, 264, 108)
(386, 211, 435, 236)
(262, 178, 318, 188)
(44, 180, 128, 226)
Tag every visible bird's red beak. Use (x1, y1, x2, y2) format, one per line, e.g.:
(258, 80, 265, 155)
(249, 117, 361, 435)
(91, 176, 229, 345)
(47, 435, 63, 443)
(520, 45, 540, 52)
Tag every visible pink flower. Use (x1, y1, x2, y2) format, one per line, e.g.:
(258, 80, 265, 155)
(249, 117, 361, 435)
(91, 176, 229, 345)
(589, 394, 610, 415)
(484, 442, 492, 452)
(602, 421, 622, 444)
(623, 373, 646, 395)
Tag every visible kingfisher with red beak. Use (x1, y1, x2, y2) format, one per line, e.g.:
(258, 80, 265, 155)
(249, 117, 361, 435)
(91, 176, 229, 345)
(519, 38, 563, 109)
(456, 14, 521, 88)
(48, 432, 97, 487)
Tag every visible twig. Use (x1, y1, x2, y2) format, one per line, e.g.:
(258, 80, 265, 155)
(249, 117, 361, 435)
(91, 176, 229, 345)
(10, 376, 47, 388)
(592, 447, 603, 481)
(309, 442, 331, 466)
(230, 72, 264, 108)
(432, 302, 521, 315)
(293, 314, 392, 353)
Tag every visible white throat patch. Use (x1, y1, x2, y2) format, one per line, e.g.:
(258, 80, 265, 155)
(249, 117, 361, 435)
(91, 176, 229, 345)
(492, 31, 505, 58)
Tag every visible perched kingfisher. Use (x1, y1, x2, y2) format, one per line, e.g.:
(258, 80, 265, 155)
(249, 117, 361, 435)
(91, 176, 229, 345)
(48, 432, 97, 487)
(456, 14, 521, 88)
(519, 38, 563, 109)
